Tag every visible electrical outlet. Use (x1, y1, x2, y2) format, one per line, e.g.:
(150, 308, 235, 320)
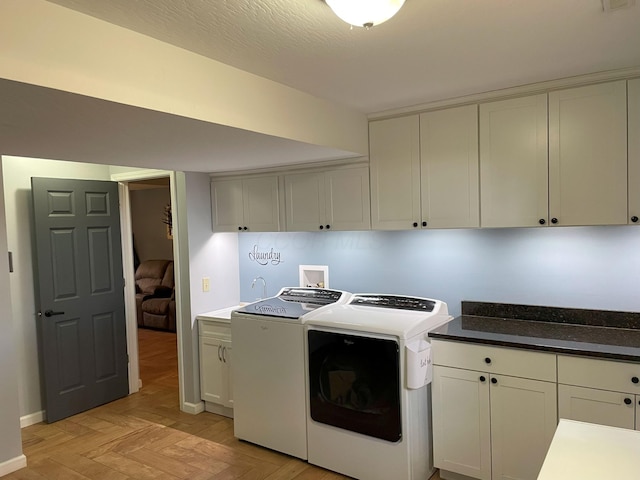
(202, 277, 210, 292)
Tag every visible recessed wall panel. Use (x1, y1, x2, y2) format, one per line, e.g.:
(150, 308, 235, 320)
(88, 227, 113, 294)
(93, 313, 117, 381)
(47, 191, 75, 216)
(50, 228, 78, 300)
(86, 192, 110, 216)
(56, 319, 83, 393)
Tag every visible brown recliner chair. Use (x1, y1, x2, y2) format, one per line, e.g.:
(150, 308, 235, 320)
(135, 259, 176, 332)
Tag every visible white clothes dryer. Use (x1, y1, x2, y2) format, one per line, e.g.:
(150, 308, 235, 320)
(303, 294, 452, 480)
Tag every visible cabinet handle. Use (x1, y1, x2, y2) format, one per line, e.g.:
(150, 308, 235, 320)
(412, 222, 418, 228)
(319, 225, 324, 230)
(222, 346, 227, 363)
(217, 345, 223, 362)
(539, 219, 546, 225)
(484, 357, 492, 364)
(632, 376, 639, 384)
(491, 377, 498, 384)
(237, 226, 242, 231)
(479, 376, 486, 382)
(631, 216, 639, 223)
(243, 226, 248, 231)
(551, 218, 558, 224)
(624, 397, 632, 405)
(422, 221, 427, 227)
(326, 225, 331, 230)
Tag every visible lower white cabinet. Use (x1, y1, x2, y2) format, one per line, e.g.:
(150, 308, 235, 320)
(432, 341, 557, 480)
(558, 384, 637, 430)
(432, 366, 491, 480)
(199, 318, 233, 416)
(557, 354, 640, 431)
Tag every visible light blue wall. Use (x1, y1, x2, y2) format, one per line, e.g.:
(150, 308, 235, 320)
(238, 226, 640, 317)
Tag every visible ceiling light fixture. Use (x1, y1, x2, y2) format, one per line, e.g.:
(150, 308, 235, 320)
(325, 0, 406, 28)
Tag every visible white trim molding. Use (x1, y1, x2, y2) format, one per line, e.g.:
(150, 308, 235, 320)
(20, 410, 44, 428)
(0, 454, 27, 476)
(182, 401, 205, 415)
(111, 169, 171, 182)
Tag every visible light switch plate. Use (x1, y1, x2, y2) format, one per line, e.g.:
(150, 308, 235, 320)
(202, 277, 210, 292)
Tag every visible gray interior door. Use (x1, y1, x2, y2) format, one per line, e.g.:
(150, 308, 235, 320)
(31, 177, 129, 423)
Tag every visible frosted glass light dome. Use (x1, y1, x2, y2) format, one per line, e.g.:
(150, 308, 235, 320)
(326, 0, 406, 28)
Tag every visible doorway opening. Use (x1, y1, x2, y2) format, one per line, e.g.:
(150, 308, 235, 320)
(127, 176, 178, 393)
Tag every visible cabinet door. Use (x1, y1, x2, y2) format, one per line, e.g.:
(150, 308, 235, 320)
(199, 335, 226, 404)
(432, 366, 491, 480)
(558, 384, 635, 430)
(221, 340, 233, 408)
(420, 105, 479, 228)
(211, 179, 244, 232)
(629, 78, 640, 225)
(242, 176, 281, 232)
(369, 116, 422, 230)
(325, 166, 371, 231)
(549, 81, 627, 226)
(480, 94, 548, 228)
(636, 397, 640, 431)
(284, 172, 326, 231)
(490, 375, 557, 480)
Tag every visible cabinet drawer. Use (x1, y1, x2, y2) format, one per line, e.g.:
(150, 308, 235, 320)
(558, 384, 636, 430)
(431, 340, 556, 382)
(199, 319, 231, 338)
(558, 355, 640, 394)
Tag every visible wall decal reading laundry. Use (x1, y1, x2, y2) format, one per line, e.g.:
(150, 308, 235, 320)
(248, 245, 283, 266)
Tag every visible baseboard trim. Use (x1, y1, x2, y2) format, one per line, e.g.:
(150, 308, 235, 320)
(204, 401, 233, 419)
(0, 454, 27, 477)
(20, 411, 45, 428)
(181, 401, 205, 415)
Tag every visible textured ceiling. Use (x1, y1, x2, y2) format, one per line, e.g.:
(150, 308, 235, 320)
(4, 0, 640, 173)
(45, 0, 640, 114)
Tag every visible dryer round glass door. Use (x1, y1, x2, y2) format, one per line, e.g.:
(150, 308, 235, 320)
(308, 329, 401, 442)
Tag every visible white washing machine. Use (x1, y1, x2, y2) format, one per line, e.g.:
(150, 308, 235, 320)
(230, 287, 351, 460)
(304, 294, 452, 480)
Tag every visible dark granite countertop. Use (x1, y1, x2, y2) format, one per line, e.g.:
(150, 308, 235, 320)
(429, 302, 640, 363)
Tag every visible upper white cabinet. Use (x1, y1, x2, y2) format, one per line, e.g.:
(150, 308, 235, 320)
(284, 165, 370, 232)
(370, 115, 421, 230)
(420, 105, 479, 228)
(370, 108, 479, 230)
(211, 175, 282, 232)
(548, 81, 628, 226)
(480, 94, 548, 228)
(629, 78, 640, 225)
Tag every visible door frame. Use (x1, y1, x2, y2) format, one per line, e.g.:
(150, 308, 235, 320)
(111, 169, 185, 407)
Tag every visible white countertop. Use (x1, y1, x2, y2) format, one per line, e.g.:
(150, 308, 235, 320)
(538, 419, 640, 479)
(196, 305, 244, 323)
